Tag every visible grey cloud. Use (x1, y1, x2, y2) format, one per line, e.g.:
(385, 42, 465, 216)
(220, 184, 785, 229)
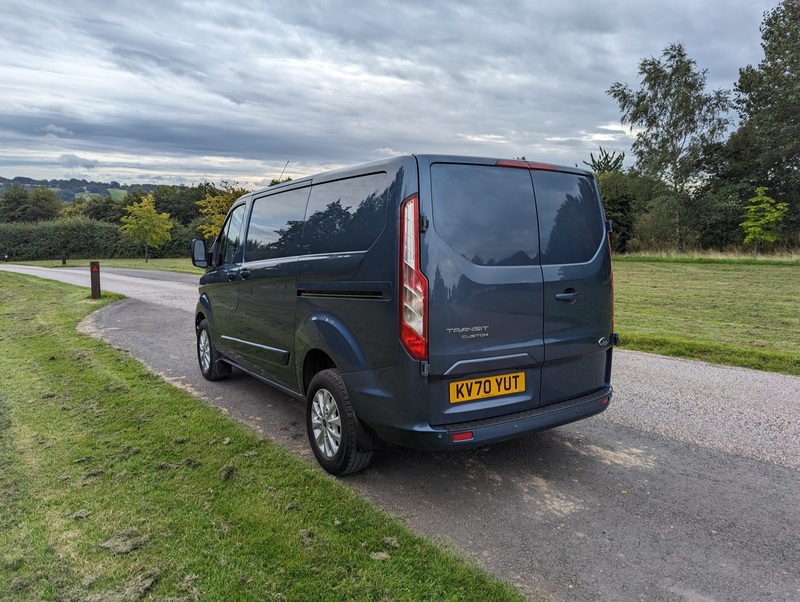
(110, 47, 206, 80)
(0, 0, 777, 184)
(39, 124, 73, 136)
(60, 154, 99, 169)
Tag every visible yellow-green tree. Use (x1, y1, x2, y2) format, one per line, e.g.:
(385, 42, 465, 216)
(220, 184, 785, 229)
(196, 182, 249, 240)
(740, 187, 789, 252)
(120, 194, 173, 262)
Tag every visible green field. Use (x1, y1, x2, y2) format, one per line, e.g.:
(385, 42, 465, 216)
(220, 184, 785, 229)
(12, 257, 205, 275)
(0, 273, 525, 602)
(613, 257, 800, 375)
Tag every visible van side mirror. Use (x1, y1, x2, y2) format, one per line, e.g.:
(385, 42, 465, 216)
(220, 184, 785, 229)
(191, 238, 208, 269)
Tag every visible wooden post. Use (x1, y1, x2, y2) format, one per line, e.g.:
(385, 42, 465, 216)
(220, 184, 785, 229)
(90, 261, 101, 299)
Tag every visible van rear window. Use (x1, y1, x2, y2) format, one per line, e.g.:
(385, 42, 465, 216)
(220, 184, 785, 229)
(533, 171, 604, 265)
(430, 164, 539, 266)
(431, 164, 604, 266)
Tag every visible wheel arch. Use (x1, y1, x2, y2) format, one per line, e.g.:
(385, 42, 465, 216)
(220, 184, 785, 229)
(195, 293, 213, 330)
(295, 311, 369, 390)
(302, 349, 336, 395)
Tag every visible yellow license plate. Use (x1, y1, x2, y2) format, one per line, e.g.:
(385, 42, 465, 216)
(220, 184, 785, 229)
(449, 372, 526, 403)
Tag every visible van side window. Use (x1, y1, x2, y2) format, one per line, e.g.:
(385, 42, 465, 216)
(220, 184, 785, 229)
(219, 204, 246, 265)
(302, 174, 389, 255)
(431, 164, 539, 266)
(245, 187, 310, 261)
(533, 172, 604, 265)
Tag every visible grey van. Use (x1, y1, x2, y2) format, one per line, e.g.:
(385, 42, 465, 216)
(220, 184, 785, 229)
(191, 155, 616, 475)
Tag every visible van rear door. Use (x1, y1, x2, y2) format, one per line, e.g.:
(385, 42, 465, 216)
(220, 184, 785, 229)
(422, 159, 545, 426)
(421, 158, 613, 427)
(533, 170, 613, 405)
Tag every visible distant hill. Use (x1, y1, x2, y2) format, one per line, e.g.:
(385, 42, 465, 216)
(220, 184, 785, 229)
(0, 176, 156, 203)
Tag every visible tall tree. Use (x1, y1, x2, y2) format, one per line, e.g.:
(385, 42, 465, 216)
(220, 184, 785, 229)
(734, 0, 800, 243)
(120, 194, 173, 262)
(608, 43, 730, 249)
(583, 147, 625, 174)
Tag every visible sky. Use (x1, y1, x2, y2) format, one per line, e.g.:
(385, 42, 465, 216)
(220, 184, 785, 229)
(0, 0, 779, 188)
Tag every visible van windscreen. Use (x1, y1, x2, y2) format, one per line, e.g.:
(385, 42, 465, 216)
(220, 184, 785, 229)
(430, 163, 539, 266)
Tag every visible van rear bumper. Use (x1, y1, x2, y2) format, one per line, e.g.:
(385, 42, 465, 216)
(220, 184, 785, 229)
(371, 386, 612, 451)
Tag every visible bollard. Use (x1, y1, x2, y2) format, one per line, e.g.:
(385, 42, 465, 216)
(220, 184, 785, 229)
(90, 261, 101, 299)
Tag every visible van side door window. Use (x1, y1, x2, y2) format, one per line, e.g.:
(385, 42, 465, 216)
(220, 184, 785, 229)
(217, 204, 246, 266)
(245, 187, 310, 261)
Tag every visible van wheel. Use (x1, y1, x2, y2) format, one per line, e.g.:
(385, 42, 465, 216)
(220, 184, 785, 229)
(306, 369, 373, 476)
(197, 319, 230, 381)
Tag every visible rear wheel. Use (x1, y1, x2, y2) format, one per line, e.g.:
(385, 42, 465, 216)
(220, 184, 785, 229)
(306, 369, 373, 476)
(197, 319, 230, 381)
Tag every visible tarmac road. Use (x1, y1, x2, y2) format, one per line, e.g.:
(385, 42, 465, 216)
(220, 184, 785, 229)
(3, 264, 799, 601)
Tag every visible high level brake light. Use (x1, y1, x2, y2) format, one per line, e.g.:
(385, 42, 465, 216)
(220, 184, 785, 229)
(400, 194, 428, 360)
(495, 159, 559, 171)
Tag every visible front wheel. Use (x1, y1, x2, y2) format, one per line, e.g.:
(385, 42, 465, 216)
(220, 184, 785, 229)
(197, 319, 231, 381)
(306, 369, 373, 476)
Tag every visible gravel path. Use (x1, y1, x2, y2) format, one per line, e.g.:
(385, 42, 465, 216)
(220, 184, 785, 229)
(604, 351, 800, 469)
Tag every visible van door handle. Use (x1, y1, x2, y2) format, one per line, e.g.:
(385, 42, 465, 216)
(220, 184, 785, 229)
(555, 290, 580, 304)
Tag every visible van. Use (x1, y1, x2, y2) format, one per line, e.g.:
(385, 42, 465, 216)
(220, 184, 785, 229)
(191, 155, 616, 475)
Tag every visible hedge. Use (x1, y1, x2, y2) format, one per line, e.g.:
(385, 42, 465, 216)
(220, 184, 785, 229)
(0, 217, 197, 260)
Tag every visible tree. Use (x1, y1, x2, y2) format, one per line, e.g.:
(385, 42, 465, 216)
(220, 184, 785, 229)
(120, 194, 173, 262)
(596, 171, 635, 253)
(65, 194, 128, 223)
(0, 185, 64, 222)
(740, 187, 789, 251)
(196, 182, 250, 240)
(152, 183, 217, 226)
(583, 147, 625, 174)
(607, 43, 731, 250)
(734, 0, 800, 243)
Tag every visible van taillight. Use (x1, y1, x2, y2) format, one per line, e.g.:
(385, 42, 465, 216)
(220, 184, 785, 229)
(400, 194, 428, 360)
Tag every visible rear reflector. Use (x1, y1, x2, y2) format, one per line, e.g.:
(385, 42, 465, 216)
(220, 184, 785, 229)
(453, 432, 474, 442)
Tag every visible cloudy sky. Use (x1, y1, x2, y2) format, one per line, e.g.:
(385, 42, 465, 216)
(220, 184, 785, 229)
(0, 0, 778, 187)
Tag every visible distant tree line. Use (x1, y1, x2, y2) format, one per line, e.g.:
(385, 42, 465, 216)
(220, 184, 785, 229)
(0, 176, 155, 202)
(0, 180, 250, 261)
(0, 173, 298, 261)
(595, 0, 798, 253)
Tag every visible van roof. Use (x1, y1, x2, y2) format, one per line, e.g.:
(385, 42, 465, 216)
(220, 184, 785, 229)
(261, 154, 593, 195)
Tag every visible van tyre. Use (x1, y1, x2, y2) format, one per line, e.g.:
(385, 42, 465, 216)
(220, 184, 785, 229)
(306, 369, 373, 476)
(197, 319, 230, 381)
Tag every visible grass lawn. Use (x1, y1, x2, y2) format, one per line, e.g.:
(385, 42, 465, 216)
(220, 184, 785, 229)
(613, 256, 800, 375)
(0, 272, 525, 602)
